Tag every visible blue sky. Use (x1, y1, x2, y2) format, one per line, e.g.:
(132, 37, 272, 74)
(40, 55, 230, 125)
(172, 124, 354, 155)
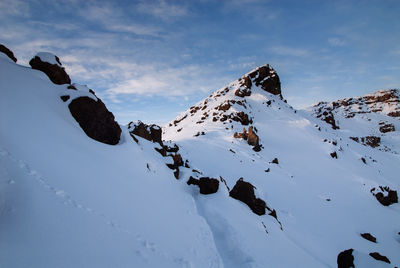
(1, 0, 399, 125)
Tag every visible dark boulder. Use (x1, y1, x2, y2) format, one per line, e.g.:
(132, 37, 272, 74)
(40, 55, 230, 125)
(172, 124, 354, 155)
(248, 65, 281, 96)
(229, 178, 266, 215)
(371, 186, 398, 206)
(337, 249, 355, 268)
(29, 54, 71, 85)
(230, 111, 251, 125)
(360, 233, 377, 243)
(187, 176, 219, 194)
(68, 97, 121, 145)
(0, 44, 17, 62)
(369, 252, 390, 263)
(128, 121, 162, 144)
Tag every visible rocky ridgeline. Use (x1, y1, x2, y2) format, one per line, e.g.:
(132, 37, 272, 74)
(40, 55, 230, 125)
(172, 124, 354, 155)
(0, 45, 122, 145)
(312, 89, 400, 129)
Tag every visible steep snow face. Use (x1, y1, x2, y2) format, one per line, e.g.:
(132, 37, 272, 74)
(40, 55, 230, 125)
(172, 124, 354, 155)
(0, 55, 223, 267)
(164, 67, 400, 267)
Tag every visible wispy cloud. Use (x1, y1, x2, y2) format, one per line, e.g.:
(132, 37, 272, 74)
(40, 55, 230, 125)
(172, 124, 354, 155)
(137, 0, 188, 21)
(328, 37, 346, 47)
(270, 46, 310, 57)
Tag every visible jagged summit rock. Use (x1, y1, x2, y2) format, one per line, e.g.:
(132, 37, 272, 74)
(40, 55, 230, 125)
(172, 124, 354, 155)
(29, 52, 71, 85)
(0, 44, 17, 62)
(247, 64, 281, 96)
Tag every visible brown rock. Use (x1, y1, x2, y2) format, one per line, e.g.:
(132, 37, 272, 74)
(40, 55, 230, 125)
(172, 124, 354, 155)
(128, 121, 162, 144)
(235, 87, 251, 97)
(29, 55, 71, 85)
(68, 97, 121, 145)
(0, 44, 17, 62)
(379, 123, 395, 133)
(229, 178, 266, 215)
(249, 65, 281, 96)
(230, 111, 251, 125)
(330, 152, 338, 159)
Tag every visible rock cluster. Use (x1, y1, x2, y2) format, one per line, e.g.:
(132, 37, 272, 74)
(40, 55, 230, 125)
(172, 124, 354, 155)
(234, 126, 261, 151)
(371, 186, 398, 206)
(128, 121, 162, 144)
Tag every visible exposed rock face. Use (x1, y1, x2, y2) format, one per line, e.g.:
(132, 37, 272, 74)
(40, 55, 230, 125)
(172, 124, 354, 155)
(128, 121, 162, 144)
(0, 44, 17, 62)
(248, 65, 281, 96)
(371, 186, 398, 206)
(229, 178, 266, 215)
(349, 136, 381, 148)
(187, 176, 219, 194)
(234, 126, 261, 151)
(68, 97, 121, 145)
(29, 53, 71, 85)
(369, 252, 390, 263)
(337, 249, 355, 268)
(360, 233, 377, 243)
(312, 89, 400, 121)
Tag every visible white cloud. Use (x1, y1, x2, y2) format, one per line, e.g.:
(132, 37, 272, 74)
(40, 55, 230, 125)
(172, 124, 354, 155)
(137, 0, 188, 21)
(328, 37, 346, 47)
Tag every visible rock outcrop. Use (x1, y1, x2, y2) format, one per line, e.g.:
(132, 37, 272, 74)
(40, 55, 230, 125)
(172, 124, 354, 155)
(68, 97, 121, 145)
(229, 178, 266, 215)
(187, 176, 219, 194)
(337, 249, 355, 268)
(248, 65, 281, 96)
(128, 121, 162, 144)
(371, 186, 398, 206)
(29, 52, 71, 85)
(0, 44, 17, 62)
(234, 126, 261, 151)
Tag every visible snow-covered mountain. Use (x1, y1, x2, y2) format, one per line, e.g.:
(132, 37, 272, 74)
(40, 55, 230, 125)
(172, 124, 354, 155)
(0, 45, 399, 268)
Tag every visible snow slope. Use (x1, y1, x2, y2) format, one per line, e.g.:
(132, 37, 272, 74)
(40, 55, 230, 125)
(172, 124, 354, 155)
(1, 48, 399, 267)
(0, 53, 222, 267)
(164, 66, 400, 267)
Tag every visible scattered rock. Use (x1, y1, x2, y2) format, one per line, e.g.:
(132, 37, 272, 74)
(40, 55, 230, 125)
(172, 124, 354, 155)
(0, 44, 17, 62)
(235, 87, 251, 98)
(337, 249, 355, 268)
(330, 152, 338, 159)
(60, 95, 70, 102)
(361, 157, 366, 164)
(187, 176, 219, 194)
(379, 123, 395, 133)
(128, 121, 162, 144)
(68, 97, 121, 145)
(29, 53, 71, 85)
(271, 158, 279, 164)
(230, 111, 251, 125)
(67, 85, 77, 90)
(361, 233, 377, 243)
(229, 178, 266, 215)
(369, 252, 390, 263)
